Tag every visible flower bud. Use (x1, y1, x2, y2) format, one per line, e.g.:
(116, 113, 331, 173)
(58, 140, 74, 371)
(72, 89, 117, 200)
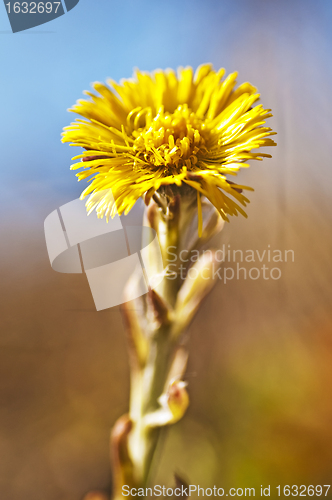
(144, 379, 189, 427)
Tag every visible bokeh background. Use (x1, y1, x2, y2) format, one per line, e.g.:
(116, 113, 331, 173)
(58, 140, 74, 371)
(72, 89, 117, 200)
(1, 0, 332, 498)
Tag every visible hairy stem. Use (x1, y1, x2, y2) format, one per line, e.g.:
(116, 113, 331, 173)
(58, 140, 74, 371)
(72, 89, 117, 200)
(127, 198, 182, 488)
(112, 194, 221, 498)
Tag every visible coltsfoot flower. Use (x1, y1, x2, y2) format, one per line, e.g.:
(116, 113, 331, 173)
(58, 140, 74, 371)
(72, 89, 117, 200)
(62, 64, 276, 230)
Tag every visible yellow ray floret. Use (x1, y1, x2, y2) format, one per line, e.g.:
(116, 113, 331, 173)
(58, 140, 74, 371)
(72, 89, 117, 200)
(62, 64, 276, 222)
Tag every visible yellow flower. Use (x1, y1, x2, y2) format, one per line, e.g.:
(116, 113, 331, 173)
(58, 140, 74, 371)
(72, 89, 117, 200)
(62, 64, 276, 230)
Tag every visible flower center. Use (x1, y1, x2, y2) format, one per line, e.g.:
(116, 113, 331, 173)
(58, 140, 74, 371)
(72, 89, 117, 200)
(131, 104, 207, 173)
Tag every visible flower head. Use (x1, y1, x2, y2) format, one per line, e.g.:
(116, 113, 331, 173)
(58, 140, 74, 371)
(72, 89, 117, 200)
(62, 64, 276, 228)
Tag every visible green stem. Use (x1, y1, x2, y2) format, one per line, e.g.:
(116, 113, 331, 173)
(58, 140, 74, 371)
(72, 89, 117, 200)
(128, 297, 178, 487)
(135, 330, 175, 486)
(112, 194, 221, 499)
(127, 200, 181, 488)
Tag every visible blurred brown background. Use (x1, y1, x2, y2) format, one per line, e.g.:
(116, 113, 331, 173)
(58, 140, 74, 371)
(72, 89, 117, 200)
(1, 0, 332, 499)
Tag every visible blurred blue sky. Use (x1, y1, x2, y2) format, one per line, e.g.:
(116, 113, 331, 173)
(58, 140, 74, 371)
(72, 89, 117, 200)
(1, 0, 332, 214)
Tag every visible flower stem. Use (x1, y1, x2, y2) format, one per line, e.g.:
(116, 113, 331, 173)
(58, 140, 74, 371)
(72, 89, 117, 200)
(129, 328, 175, 486)
(127, 199, 182, 487)
(111, 194, 221, 498)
